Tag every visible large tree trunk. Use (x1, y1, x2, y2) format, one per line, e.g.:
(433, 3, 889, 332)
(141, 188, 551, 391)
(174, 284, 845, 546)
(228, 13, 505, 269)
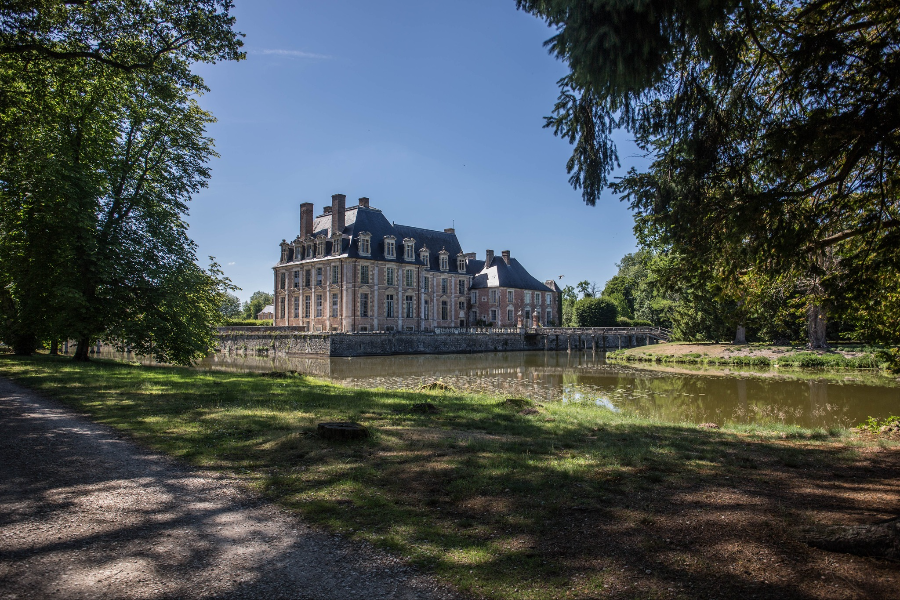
(12, 332, 36, 356)
(807, 303, 828, 349)
(734, 324, 747, 344)
(49, 340, 59, 355)
(73, 337, 90, 362)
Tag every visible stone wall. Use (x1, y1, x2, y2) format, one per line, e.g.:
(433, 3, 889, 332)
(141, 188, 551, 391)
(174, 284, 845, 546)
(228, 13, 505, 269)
(215, 327, 654, 358)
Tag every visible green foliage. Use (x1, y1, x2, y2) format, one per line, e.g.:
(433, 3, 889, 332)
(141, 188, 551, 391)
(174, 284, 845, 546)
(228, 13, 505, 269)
(242, 291, 274, 320)
(223, 319, 272, 327)
(219, 293, 243, 319)
(560, 285, 577, 326)
(520, 0, 900, 348)
(857, 415, 900, 434)
(0, 1, 244, 364)
(572, 297, 618, 327)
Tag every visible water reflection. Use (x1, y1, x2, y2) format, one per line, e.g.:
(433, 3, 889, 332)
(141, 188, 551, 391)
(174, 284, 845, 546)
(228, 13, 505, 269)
(107, 350, 900, 428)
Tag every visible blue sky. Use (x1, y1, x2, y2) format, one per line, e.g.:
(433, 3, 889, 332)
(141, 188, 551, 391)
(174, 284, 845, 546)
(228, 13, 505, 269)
(189, 0, 645, 303)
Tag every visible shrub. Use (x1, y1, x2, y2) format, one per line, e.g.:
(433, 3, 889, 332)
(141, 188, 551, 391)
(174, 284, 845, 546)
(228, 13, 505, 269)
(631, 319, 653, 327)
(616, 316, 633, 327)
(222, 319, 272, 327)
(572, 298, 618, 327)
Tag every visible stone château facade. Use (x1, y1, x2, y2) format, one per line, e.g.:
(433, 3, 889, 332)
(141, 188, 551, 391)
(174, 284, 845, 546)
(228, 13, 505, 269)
(272, 194, 557, 332)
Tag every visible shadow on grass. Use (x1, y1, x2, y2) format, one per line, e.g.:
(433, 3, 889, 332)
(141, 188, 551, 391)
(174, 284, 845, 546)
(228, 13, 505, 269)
(2, 355, 898, 600)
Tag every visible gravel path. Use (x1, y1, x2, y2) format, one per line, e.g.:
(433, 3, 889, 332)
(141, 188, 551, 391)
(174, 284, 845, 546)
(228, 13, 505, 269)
(0, 378, 460, 600)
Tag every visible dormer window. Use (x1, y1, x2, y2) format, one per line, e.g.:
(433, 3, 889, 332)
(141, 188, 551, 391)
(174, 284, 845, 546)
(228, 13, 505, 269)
(305, 243, 313, 259)
(439, 249, 449, 272)
(358, 232, 371, 256)
(419, 247, 430, 267)
(384, 235, 396, 259)
(457, 254, 466, 272)
(316, 236, 325, 257)
(403, 238, 415, 261)
(332, 233, 342, 255)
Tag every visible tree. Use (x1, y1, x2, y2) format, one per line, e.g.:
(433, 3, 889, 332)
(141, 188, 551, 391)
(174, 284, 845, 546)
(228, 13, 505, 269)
(0, 1, 244, 363)
(560, 285, 577, 326)
(242, 291, 274, 320)
(0, 1, 243, 71)
(220, 293, 243, 319)
(518, 0, 900, 349)
(576, 280, 599, 298)
(572, 297, 618, 327)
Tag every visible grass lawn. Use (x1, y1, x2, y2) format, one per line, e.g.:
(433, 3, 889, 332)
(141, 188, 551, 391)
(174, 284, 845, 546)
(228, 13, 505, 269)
(609, 341, 891, 369)
(2, 354, 899, 599)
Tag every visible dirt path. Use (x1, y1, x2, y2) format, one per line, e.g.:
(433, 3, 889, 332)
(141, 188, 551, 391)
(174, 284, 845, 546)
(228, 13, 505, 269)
(0, 378, 459, 600)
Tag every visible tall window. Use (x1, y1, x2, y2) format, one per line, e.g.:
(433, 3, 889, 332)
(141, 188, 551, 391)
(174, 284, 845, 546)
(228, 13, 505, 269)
(508, 307, 513, 322)
(279, 272, 286, 290)
(457, 256, 466, 272)
(471, 291, 476, 304)
(420, 250, 429, 265)
(359, 234, 371, 255)
(317, 238, 325, 256)
(441, 278, 448, 294)
(332, 265, 339, 284)
(293, 296, 300, 318)
(490, 308, 497, 322)
(442, 300, 449, 321)
(360, 265, 370, 285)
(440, 254, 449, 271)
(458, 279, 465, 294)
(316, 267, 322, 286)
(490, 290, 498, 304)
(525, 308, 531, 322)
(293, 270, 299, 288)
(507, 289, 514, 303)
(385, 238, 396, 258)
(405, 268, 414, 287)
(331, 293, 339, 317)
(305, 269, 311, 287)
(306, 244, 312, 259)
(360, 293, 369, 317)
(423, 276, 429, 293)
(459, 300, 465, 310)
(547, 293, 552, 304)
(524, 291, 531, 303)
(547, 309, 552, 324)
(404, 240, 415, 260)
(280, 297, 285, 318)
(535, 292, 541, 305)
(315, 294, 323, 317)
(386, 294, 394, 318)
(405, 295, 414, 318)
(423, 299, 429, 320)
(386, 267, 394, 286)
(304, 295, 311, 318)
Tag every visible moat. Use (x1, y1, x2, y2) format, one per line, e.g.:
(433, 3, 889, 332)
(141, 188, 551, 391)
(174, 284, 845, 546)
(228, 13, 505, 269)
(183, 350, 900, 429)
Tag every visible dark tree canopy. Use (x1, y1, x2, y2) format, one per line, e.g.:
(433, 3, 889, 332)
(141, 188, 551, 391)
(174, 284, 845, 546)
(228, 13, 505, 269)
(519, 0, 900, 346)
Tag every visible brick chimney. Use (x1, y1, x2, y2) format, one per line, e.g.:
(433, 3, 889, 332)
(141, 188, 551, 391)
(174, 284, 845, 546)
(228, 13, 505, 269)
(299, 202, 314, 238)
(485, 249, 494, 267)
(323, 206, 332, 214)
(331, 194, 346, 236)
(501, 250, 510, 265)
(358, 197, 369, 208)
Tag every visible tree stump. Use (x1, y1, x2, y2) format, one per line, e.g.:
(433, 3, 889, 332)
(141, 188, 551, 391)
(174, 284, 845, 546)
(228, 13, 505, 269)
(802, 517, 900, 560)
(317, 422, 369, 441)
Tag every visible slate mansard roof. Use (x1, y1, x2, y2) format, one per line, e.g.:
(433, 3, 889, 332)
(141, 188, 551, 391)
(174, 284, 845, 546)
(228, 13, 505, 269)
(302, 205, 464, 271)
(466, 256, 554, 293)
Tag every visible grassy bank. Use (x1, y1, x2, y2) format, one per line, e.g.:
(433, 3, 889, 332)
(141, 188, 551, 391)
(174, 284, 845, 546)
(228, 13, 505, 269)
(1, 355, 898, 600)
(609, 342, 890, 370)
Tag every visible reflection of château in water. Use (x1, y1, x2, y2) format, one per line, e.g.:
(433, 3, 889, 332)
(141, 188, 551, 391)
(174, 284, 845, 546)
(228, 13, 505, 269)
(202, 349, 636, 380)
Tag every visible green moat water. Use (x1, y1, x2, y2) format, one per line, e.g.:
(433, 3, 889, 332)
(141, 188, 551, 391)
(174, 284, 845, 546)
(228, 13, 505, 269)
(179, 350, 900, 429)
